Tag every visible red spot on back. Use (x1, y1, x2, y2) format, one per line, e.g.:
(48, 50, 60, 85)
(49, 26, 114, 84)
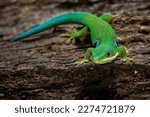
(105, 34, 108, 40)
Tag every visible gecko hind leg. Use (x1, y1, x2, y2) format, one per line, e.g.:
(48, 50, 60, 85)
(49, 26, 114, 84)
(61, 28, 78, 44)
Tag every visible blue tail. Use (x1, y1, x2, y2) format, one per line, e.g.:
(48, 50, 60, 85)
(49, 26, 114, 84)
(13, 12, 92, 41)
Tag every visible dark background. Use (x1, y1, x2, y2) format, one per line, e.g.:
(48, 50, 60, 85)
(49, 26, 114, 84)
(0, 0, 150, 99)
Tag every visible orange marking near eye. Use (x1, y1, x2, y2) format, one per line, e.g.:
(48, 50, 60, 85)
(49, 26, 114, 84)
(97, 37, 102, 42)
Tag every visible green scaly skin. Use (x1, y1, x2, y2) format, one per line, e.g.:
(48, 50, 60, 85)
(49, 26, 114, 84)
(13, 12, 133, 64)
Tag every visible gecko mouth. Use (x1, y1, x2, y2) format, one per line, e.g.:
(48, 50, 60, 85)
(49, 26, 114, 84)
(92, 52, 119, 64)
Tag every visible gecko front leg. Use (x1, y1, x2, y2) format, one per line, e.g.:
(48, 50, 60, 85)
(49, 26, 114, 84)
(75, 47, 94, 64)
(116, 46, 133, 62)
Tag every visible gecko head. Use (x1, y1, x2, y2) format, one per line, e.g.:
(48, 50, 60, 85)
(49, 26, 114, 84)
(91, 45, 116, 64)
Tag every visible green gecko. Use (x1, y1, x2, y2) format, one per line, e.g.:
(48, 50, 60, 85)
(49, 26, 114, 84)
(13, 12, 133, 64)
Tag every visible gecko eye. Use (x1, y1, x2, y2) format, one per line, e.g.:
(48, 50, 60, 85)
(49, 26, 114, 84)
(94, 40, 100, 48)
(106, 52, 110, 57)
(114, 39, 118, 48)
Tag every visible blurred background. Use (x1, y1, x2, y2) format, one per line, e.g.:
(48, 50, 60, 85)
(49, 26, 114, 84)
(0, 0, 149, 38)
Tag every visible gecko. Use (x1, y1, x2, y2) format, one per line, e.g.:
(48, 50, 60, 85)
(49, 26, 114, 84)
(13, 12, 133, 64)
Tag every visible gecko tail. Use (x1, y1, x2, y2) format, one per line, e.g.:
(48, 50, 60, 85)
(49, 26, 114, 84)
(13, 25, 43, 41)
(13, 15, 70, 41)
(13, 12, 91, 41)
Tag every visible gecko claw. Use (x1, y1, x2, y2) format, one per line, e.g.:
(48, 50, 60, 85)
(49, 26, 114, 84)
(61, 28, 78, 44)
(74, 59, 89, 64)
(65, 37, 76, 44)
(121, 57, 133, 62)
(61, 33, 76, 44)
